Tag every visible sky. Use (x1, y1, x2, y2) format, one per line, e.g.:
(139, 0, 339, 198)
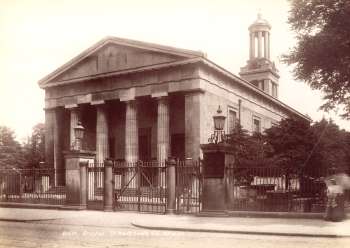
(0, 0, 349, 142)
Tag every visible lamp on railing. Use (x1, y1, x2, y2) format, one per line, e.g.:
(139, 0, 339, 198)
(72, 121, 85, 151)
(208, 105, 227, 144)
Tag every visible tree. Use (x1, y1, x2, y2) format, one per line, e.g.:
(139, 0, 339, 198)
(311, 118, 350, 172)
(283, 0, 350, 118)
(264, 118, 317, 170)
(0, 126, 26, 168)
(22, 123, 45, 168)
(264, 118, 323, 193)
(227, 124, 273, 167)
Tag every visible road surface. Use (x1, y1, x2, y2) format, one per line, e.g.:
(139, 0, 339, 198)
(0, 220, 349, 248)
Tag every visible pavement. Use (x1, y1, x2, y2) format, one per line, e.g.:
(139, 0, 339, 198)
(0, 207, 350, 238)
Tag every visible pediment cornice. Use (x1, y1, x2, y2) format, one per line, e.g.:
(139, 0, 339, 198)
(38, 36, 205, 88)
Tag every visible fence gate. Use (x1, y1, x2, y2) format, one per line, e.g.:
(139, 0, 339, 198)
(87, 163, 104, 209)
(175, 160, 202, 214)
(113, 161, 167, 213)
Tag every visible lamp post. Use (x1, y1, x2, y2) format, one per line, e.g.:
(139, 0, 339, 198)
(72, 122, 85, 151)
(208, 106, 227, 144)
(201, 106, 234, 212)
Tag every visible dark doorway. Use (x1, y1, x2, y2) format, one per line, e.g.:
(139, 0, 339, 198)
(171, 133, 185, 160)
(138, 128, 152, 161)
(109, 137, 115, 159)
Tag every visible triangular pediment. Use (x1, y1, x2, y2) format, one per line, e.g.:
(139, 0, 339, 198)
(39, 37, 204, 87)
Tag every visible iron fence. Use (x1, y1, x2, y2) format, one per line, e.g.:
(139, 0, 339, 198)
(175, 160, 202, 214)
(112, 161, 167, 213)
(87, 162, 104, 210)
(226, 166, 330, 213)
(0, 168, 66, 205)
(0, 162, 337, 215)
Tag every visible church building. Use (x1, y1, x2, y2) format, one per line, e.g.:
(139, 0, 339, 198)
(38, 14, 309, 181)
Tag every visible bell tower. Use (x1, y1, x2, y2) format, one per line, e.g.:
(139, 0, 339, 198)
(239, 13, 279, 98)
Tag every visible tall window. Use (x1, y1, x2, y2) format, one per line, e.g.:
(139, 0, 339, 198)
(253, 116, 261, 133)
(228, 108, 237, 134)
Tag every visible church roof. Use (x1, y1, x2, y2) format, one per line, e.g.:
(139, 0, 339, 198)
(38, 36, 205, 87)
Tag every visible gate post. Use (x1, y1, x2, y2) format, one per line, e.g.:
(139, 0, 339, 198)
(63, 150, 95, 210)
(104, 159, 114, 212)
(79, 161, 88, 209)
(200, 143, 234, 212)
(166, 157, 176, 214)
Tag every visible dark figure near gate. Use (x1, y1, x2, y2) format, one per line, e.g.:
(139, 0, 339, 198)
(324, 179, 345, 222)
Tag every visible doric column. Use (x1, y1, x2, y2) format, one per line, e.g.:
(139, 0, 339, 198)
(185, 92, 201, 160)
(258, 31, 262, 58)
(53, 107, 64, 186)
(125, 100, 138, 163)
(156, 97, 170, 163)
(95, 104, 109, 164)
(68, 106, 80, 149)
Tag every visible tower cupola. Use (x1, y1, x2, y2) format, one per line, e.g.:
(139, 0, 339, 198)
(239, 13, 280, 98)
(249, 13, 271, 60)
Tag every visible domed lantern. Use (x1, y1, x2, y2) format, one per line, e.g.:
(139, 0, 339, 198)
(213, 106, 226, 131)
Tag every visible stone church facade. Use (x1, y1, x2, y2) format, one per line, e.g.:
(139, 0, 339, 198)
(38, 14, 308, 182)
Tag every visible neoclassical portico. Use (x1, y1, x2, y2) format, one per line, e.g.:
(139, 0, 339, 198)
(44, 88, 186, 176)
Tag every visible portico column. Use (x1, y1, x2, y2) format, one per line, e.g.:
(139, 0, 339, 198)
(258, 31, 262, 58)
(156, 96, 170, 163)
(185, 92, 201, 160)
(95, 104, 109, 165)
(68, 106, 80, 149)
(125, 100, 138, 163)
(53, 107, 64, 186)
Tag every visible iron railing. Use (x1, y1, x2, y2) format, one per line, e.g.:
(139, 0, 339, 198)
(175, 160, 202, 214)
(226, 166, 330, 213)
(87, 162, 104, 209)
(0, 168, 66, 205)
